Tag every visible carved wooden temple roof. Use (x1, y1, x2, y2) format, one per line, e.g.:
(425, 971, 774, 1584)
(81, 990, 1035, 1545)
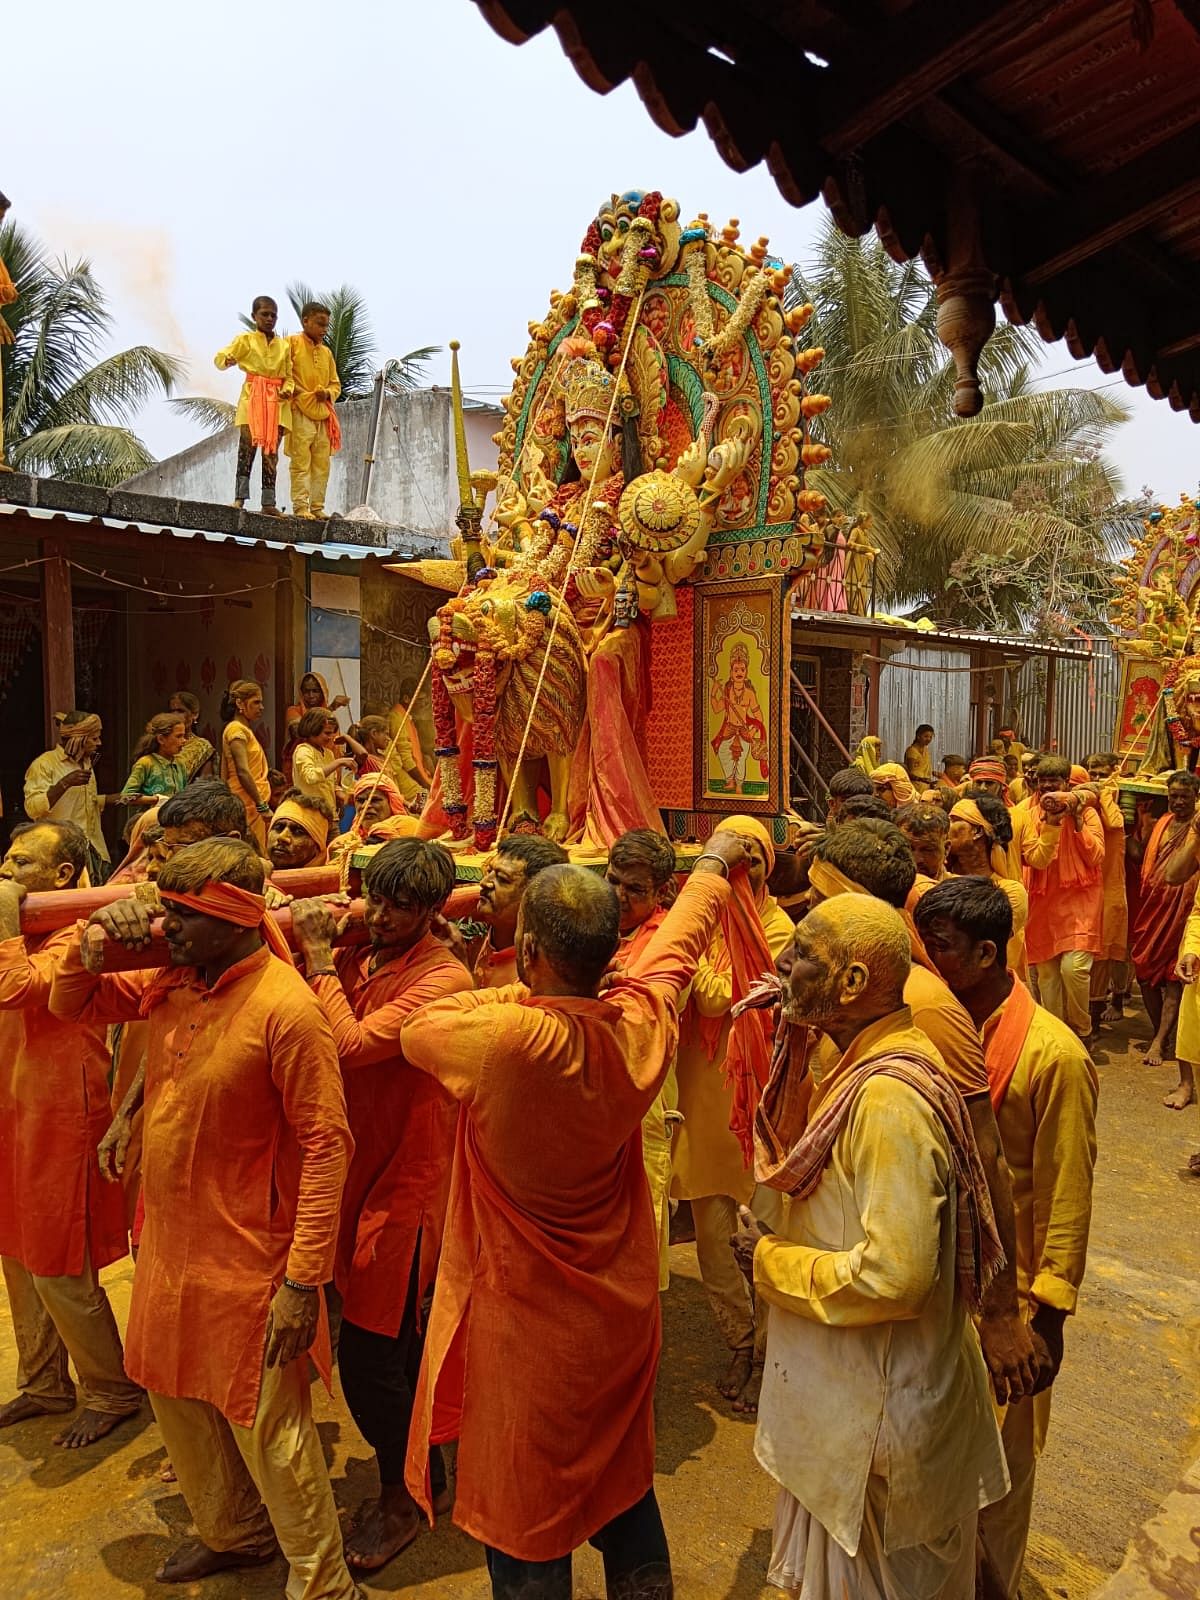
(476, 0, 1200, 422)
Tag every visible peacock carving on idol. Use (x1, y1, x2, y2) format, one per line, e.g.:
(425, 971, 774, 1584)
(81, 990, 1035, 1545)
(404, 189, 833, 851)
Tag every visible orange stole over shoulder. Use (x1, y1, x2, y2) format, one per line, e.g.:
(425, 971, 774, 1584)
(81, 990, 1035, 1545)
(983, 978, 1036, 1113)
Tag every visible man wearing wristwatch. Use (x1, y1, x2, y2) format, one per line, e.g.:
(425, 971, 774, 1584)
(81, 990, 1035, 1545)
(50, 837, 357, 1597)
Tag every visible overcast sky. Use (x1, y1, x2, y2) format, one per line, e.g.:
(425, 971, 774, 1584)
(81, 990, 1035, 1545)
(7, 0, 1197, 501)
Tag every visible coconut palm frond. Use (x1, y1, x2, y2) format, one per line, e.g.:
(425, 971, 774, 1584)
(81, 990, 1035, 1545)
(8, 423, 157, 486)
(0, 221, 182, 484)
(386, 345, 442, 393)
(169, 396, 238, 435)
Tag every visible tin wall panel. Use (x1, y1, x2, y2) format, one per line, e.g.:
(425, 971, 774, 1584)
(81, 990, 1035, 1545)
(877, 645, 974, 769)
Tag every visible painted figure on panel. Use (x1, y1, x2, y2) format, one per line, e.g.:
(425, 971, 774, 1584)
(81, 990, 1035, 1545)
(708, 638, 767, 796)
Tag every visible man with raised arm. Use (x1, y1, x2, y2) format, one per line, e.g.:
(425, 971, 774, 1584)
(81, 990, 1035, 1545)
(399, 832, 747, 1599)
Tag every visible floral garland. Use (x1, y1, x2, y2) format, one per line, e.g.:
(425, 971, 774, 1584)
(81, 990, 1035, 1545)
(431, 617, 469, 839)
(471, 646, 499, 851)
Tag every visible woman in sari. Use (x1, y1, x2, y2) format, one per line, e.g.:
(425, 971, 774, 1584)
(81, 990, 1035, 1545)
(1129, 771, 1200, 1105)
(168, 691, 214, 780)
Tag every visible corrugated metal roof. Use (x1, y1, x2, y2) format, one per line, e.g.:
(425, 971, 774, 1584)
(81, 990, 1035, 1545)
(0, 502, 395, 563)
(791, 608, 1097, 662)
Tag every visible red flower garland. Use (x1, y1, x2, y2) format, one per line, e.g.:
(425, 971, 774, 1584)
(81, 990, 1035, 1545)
(472, 646, 499, 852)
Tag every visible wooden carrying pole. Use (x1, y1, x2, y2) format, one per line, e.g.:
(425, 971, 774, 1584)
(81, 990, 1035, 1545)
(18, 864, 342, 939)
(93, 900, 368, 973)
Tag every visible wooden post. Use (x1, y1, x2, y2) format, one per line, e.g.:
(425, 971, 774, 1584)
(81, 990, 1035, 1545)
(867, 634, 881, 737)
(39, 539, 74, 743)
(1045, 654, 1058, 751)
(274, 552, 303, 751)
(972, 650, 989, 755)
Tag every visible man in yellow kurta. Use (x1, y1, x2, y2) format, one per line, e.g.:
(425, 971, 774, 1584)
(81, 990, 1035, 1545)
(806, 818, 1039, 1404)
(915, 876, 1098, 1599)
(671, 814, 794, 1413)
(286, 303, 342, 520)
(734, 895, 1009, 1597)
(215, 296, 293, 515)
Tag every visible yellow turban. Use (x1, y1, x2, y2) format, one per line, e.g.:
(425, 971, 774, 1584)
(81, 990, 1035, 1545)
(716, 813, 776, 875)
(870, 763, 916, 806)
(950, 798, 1008, 877)
(270, 797, 331, 865)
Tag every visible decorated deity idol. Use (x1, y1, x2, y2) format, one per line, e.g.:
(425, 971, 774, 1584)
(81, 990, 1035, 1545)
(408, 188, 835, 850)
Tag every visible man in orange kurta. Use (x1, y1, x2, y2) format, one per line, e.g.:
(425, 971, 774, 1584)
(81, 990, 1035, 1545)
(291, 838, 472, 1575)
(1011, 756, 1104, 1038)
(399, 836, 746, 1594)
(0, 821, 140, 1447)
(472, 833, 567, 989)
(50, 839, 357, 1599)
(1084, 753, 1130, 1026)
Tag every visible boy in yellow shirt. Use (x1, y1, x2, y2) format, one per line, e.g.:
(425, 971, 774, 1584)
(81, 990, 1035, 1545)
(286, 302, 342, 520)
(214, 295, 293, 516)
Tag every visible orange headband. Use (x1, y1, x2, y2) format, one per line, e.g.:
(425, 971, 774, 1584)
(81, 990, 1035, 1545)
(162, 882, 292, 963)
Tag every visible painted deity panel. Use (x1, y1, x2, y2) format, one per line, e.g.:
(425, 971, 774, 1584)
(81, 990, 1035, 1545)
(694, 578, 785, 813)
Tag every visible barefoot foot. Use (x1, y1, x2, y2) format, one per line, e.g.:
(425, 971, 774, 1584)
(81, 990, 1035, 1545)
(717, 1350, 753, 1401)
(156, 1538, 277, 1583)
(344, 1493, 421, 1572)
(1163, 1082, 1196, 1110)
(1188, 1152, 1200, 1174)
(731, 1363, 763, 1416)
(1102, 1002, 1124, 1024)
(55, 1405, 140, 1449)
(158, 1459, 176, 1483)
(0, 1394, 64, 1429)
(1145, 1042, 1166, 1067)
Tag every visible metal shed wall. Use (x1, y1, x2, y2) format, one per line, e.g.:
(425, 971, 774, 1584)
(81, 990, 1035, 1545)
(878, 644, 974, 768)
(1014, 639, 1121, 758)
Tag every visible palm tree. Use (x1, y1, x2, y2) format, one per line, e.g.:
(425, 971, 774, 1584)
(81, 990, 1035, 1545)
(284, 282, 439, 399)
(170, 282, 440, 435)
(786, 219, 1135, 634)
(0, 221, 182, 485)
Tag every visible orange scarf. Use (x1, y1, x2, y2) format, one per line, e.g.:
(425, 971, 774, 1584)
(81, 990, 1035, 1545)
(697, 873, 775, 1167)
(984, 978, 1035, 1113)
(245, 373, 283, 451)
(1029, 796, 1093, 890)
(326, 405, 342, 451)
